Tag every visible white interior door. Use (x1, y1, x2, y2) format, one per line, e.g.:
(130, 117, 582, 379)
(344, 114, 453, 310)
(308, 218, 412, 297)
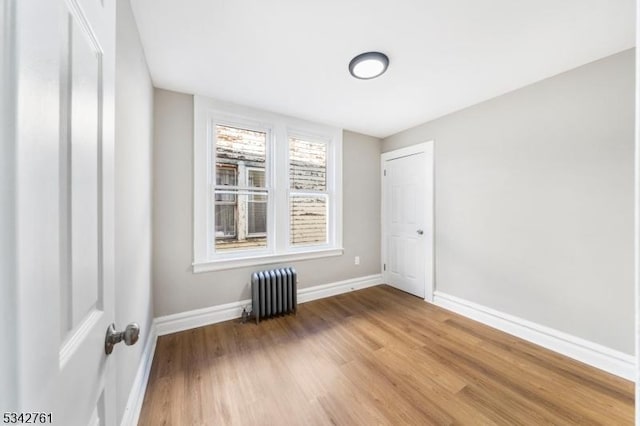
(11, 0, 116, 424)
(382, 142, 434, 300)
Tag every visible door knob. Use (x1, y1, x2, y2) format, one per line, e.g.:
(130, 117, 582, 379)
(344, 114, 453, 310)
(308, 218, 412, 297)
(416, 229, 424, 235)
(105, 322, 140, 355)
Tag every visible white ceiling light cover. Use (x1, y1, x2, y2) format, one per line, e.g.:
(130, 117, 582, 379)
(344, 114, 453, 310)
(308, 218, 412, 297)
(349, 52, 389, 80)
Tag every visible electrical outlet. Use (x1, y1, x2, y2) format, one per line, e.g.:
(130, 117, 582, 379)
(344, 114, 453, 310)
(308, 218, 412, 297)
(354, 256, 360, 265)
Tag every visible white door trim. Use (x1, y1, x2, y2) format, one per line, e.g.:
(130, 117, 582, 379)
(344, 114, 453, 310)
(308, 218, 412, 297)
(0, 0, 17, 411)
(635, 0, 640, 418)
(381, 141, 435, 302)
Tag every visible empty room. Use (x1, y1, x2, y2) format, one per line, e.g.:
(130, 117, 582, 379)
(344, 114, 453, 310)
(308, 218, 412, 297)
(2, 0, 640, 425)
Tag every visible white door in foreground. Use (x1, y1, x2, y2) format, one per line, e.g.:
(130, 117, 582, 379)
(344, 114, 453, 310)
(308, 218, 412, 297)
(10, 0, 117, 424)
(382, 142, 434, 300)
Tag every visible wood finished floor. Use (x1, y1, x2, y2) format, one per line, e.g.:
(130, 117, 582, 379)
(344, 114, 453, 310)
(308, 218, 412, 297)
(138, 285, 634, 425)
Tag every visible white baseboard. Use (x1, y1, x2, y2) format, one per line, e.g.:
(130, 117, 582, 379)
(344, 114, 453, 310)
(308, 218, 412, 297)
(119, 324, 158, 426)
(297, 274, 383, 304)
(155, 299, 248, 336)
(432, 291, 635, 381)
(155, 274, 383, 336)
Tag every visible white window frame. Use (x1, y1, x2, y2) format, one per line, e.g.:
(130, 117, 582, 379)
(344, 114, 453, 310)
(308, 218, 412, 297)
(193, 96, 343, 272)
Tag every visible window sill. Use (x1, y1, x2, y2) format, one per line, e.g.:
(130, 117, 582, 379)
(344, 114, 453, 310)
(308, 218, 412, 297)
(192, 248, 344, 273)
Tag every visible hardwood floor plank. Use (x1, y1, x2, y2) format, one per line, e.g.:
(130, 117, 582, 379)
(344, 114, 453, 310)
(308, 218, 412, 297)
(446, 317, 634, 399)
(138, 285, 633, 425)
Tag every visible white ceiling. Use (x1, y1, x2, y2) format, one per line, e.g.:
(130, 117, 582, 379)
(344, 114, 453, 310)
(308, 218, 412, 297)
(130, 0, 635, 138)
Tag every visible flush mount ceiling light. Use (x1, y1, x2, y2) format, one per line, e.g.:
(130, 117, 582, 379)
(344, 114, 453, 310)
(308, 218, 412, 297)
(348, 51, 389, 80)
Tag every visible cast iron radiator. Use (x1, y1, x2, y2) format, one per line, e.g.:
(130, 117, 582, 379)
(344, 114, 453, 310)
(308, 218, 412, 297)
(251, 267, 297, 324)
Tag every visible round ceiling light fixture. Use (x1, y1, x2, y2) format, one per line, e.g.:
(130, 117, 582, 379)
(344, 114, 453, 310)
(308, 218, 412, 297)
(348, 51, 389, 80)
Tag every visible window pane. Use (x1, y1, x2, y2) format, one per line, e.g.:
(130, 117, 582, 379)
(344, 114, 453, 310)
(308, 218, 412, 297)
(289, 138, 326, 191)
(247, 168, 265, 188)
(216, 125, 266, 188)
(215, 203, 236, 238)
(216, 164, 237, 186)
(290, 195, 327, 246)
(215, 168, 236, 203)
(215, 190, 267, 252)
(248, 193, 267, 235)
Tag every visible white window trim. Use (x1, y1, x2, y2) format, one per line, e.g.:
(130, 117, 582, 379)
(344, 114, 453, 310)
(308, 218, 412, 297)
(192, 248, 344, 273)
(193, 95, 343, 273)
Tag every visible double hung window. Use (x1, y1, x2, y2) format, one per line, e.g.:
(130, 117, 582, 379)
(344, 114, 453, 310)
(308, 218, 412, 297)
(193, 96, 343, 272)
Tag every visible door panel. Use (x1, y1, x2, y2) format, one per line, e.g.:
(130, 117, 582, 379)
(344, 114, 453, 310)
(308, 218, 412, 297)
(383, 144, 434, 300)
(13, 0, 115, 424)
(405, 184, 418, 224)
(391, 185, 402, 223)
(69, 7, 102, 331)
(388, 236, 399, 273)
(406, 238, 418, 279)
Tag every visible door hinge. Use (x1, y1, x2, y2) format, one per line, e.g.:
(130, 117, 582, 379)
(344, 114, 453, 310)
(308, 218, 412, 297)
(384, 169, 386, 176)
(383, 263, 386, 271)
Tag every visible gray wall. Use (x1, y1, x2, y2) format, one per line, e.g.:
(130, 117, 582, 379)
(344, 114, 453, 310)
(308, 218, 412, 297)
(383, 49, 635, 354)
(152, 89, 381, 316)
(114, 1, 154, 423)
